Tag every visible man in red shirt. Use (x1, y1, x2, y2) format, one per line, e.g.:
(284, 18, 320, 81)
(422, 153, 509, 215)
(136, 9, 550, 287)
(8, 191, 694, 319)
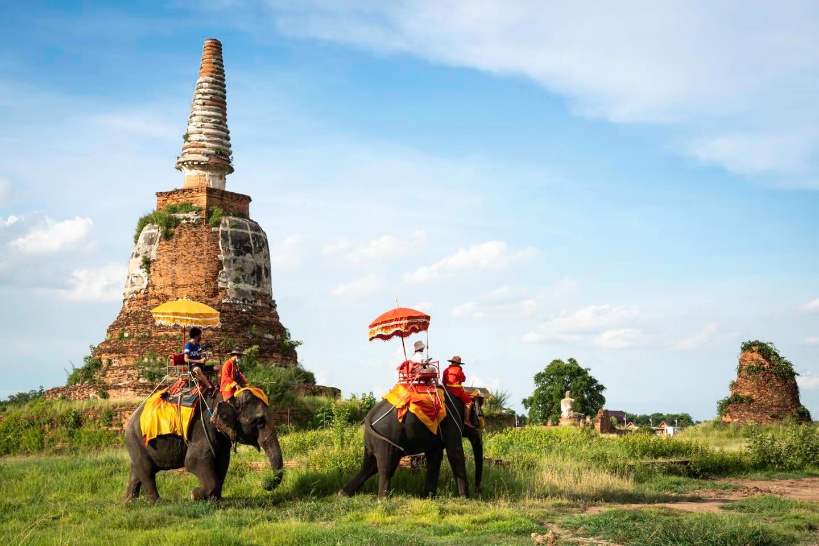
(442, 356, 474, 427)
(219, 347, 247, 401)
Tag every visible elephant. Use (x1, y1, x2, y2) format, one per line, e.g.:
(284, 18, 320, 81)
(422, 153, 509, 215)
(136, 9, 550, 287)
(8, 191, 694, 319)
(124, 388, 283, 501)
(339, 390, 483, 498)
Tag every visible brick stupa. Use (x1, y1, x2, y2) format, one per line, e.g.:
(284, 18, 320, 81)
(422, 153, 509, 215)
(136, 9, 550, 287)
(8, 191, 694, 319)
(52, 39, 298, 399)
(720, 343, 811, 424)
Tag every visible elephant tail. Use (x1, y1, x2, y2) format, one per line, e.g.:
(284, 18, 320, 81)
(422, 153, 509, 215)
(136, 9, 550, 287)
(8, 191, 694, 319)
(365, 411, 405, 453)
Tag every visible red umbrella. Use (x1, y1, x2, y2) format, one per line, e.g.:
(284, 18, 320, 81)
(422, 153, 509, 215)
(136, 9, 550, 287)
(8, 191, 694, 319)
(368, 307, 430, 341)
(369, 306, 431, 361)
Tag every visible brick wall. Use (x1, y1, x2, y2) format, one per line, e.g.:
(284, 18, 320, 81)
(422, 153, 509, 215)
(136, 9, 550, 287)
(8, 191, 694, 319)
(156, 187, 250, 217)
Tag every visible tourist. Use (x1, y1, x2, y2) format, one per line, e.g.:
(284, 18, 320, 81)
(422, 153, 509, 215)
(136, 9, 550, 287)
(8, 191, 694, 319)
(410, 340, 427, 363)
(442, 356, 474, 427)
(184, 327, 217, 395)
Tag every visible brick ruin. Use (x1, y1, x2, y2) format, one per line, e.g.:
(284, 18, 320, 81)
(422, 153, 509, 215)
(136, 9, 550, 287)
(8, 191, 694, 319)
(720, 342, 811, 424)
(46, 39, 303, 400)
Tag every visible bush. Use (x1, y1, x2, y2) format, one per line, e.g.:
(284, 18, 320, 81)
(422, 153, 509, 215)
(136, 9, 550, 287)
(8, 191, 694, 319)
(748, 424, 819, 471)
(66, 346, 104, 386)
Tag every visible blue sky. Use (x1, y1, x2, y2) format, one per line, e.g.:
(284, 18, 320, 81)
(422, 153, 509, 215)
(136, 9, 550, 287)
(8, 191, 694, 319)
(1, 1, 818, 421)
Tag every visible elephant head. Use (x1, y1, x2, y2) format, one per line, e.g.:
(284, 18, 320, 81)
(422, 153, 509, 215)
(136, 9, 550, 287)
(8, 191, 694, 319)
(211, 389, 284, 490)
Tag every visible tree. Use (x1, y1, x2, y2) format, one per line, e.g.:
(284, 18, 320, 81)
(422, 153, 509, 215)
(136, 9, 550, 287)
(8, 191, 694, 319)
(522, 358, 606, 425)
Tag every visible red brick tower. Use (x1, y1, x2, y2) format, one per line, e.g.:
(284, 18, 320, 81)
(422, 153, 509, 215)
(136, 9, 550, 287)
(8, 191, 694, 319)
(86, 39, 298, 395)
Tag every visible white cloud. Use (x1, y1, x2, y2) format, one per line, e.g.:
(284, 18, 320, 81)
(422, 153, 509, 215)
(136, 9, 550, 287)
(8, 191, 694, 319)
(404, 241, 537, 283)
(553, 276, 579, 298)
(8, 216, 94, 254)
(522, 304, 641, 343)
(451, 298, 536, 320)
(61, 263, 127, 302)
(797, 374, 819, 390)
(269, 234, 306, 268)
(595, 328, 652, 350)
(800, 298, 819, 313)
(323, 230, 426, 266)
(330, 273, 383, 298)
(672, 323, 719, 351)
(263, 1, 819, 184)
(0, 178, 14, 206)
(804, 336, 819, 346)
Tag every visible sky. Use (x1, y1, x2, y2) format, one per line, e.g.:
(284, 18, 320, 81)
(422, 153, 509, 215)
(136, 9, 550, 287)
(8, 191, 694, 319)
(0, 1, 818, 422)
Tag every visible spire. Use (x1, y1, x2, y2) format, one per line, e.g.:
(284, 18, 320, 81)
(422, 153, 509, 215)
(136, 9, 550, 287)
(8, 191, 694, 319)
(176, 38, 233, 189)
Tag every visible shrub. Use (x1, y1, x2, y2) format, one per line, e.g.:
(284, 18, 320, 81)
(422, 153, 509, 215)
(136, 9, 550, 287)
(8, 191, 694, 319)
(748, 424, 819, 471)
(65, 346, 104, 386)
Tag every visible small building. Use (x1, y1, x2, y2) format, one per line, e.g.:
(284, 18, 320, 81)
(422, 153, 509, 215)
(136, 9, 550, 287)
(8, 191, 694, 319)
(654, 421, 678, 437)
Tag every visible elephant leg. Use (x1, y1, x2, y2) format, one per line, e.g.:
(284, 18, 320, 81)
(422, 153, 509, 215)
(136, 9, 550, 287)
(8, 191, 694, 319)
(124, 466, 143, 501)
(423, 449, 444, 498)
(187, 454, 225, 501)
(339, 448, 378, 497)
(445, 445, 470, 498)
(376, 449, 403, 498)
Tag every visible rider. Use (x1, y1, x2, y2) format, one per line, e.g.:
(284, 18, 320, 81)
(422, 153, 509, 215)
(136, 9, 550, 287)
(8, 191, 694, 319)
(219, 347, 247, 401)
(184, 327, 217, 396)
(397, 340, 432, 381)
(442, 355, 474, 427)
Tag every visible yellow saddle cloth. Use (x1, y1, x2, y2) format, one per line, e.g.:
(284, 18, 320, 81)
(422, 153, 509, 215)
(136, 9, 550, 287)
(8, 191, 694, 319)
(383, 383, 447, 435)
(234, 386, 269, 406)
(140, 389, 196, 445)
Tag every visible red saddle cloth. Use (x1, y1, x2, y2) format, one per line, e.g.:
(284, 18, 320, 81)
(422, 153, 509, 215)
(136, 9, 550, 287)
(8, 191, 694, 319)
(383, 383, 447, 434)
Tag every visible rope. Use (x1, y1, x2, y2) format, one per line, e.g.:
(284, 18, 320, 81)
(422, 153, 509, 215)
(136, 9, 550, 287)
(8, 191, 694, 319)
(365, 407, 406, 452)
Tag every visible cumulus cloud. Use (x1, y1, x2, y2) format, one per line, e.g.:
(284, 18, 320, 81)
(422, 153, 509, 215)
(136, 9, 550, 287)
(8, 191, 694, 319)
(259, 1, 819, 184)
(61, 263, 127, 302)
(804, 336, 819, 346)
(672, 323, 719, 351)
(330, 273, 383, 298)
(8, 216, 94, 254)
(404, 241, 536, 283)
(522, 304, 641, 344)
(269, 234, 306, 268)
(451, 298, 537, 320)
(595, 328, 652, 349)
(800, 298, 819, 313)
(323, 230, 426, 266)
(797, 373, 819, 390)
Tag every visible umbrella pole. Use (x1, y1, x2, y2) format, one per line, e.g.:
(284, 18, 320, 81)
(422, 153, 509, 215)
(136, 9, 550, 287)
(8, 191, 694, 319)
(401, 337, 407, 362)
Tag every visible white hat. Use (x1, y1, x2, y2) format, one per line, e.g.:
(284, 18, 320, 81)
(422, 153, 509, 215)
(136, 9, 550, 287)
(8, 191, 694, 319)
(413, 340, 425, 351)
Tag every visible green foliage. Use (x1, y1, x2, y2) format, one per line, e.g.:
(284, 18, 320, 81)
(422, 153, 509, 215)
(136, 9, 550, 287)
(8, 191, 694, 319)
(739, 340, 798, 379)
(133, 202, 201, 243)
(182, 131, 189, 142)
(522, 358, 606, 425)
(483, 389, 513, 416)
(208, 206, 224, 228)
(65, 346, 104, 386)
(280, 328, 303, 358)
(0, 386, 44, 408)
(748, 424, 819, 470)
(134, 351, 165, 383)
(717, 393, 754, 416)
(624, 412, 695, 427)
(240, 346, 315, 406)
(140, 255, 151, 274)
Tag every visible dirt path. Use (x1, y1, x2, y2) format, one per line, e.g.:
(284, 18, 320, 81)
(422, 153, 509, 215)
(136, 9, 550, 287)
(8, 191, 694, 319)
(585, 477, 819, 515)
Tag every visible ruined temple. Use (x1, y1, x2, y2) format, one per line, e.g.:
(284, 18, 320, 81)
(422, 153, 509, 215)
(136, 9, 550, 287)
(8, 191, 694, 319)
(720, 341, 811, 424)
(48, 39, 299, 399)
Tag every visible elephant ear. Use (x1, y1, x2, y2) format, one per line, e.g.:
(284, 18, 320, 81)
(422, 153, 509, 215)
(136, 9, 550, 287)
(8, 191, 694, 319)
(210, 401, 239, 442)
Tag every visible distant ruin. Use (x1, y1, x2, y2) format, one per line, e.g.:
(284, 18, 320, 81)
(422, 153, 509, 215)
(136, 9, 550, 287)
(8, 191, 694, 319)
(719, 341, 811, 424)
(47, 39, 301, 400)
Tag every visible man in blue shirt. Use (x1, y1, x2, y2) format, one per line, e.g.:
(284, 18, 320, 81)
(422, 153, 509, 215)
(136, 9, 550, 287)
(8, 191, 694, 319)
(184, 327, 216, 395)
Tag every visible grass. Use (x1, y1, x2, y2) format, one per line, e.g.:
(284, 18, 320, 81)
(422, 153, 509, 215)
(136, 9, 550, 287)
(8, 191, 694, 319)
(1, 404, 818, 545)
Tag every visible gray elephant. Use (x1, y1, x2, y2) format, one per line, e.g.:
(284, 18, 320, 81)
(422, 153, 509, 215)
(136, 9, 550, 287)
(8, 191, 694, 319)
(124, 388, 283, 501)
(339, 392, 483, 498)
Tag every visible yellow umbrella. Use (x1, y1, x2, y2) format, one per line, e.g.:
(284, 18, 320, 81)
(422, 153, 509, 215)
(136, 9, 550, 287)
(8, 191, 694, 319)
(150, 298, 221, 328)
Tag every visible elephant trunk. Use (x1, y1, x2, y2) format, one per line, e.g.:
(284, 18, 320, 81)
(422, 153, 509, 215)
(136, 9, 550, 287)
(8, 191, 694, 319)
(258, 423, 284, 491)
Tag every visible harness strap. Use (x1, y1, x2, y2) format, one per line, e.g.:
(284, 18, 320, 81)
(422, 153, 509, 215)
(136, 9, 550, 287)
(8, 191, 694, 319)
(365, 410, 406, 453)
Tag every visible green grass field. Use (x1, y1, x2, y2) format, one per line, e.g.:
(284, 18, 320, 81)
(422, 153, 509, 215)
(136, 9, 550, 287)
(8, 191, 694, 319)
(1, 402, 818, 545)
